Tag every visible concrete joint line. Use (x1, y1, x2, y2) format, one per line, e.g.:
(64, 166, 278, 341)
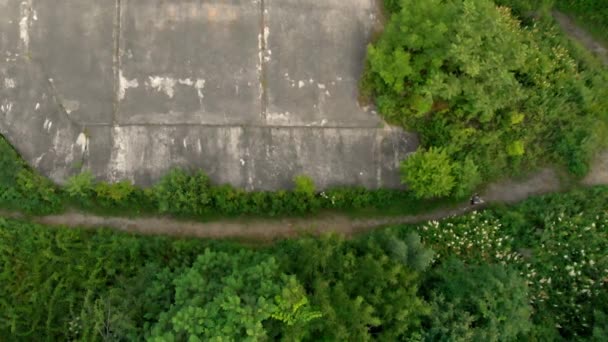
(259, 0, 268, 122)
(112, 0, 122, 124)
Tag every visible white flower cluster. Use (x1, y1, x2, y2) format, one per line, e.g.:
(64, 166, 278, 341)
(417, 213, 517, 264)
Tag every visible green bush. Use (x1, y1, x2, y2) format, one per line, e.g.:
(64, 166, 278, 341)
(65, 171, 96, 202)
(400, 147, 455, 199)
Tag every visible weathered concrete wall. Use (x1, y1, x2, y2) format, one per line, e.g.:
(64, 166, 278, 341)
(0, 0, 417, 189)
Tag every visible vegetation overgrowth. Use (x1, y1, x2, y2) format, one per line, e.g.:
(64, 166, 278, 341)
(0, 135, 457, 219)
(1, 186, 606, 340)
(362, 0, 608, 199)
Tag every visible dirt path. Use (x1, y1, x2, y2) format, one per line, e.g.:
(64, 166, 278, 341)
(552, 10, 608, 65)
(1, 165, 599, 240)
(4, 152, 603, 240)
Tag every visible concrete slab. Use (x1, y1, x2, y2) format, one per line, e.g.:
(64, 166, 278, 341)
(117, 0, 262, 125)
(29, 0, 115, 125)
(264, 0, 383, 127)
(1, 0, 418, 190)
(0, 0, 20, 61)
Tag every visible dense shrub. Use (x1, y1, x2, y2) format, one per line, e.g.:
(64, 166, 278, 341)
(363, 0, 608, 198)
(61, 169, 430, 219)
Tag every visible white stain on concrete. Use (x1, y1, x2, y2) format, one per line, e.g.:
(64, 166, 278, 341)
(183, 138, 188, 149)
(240, 158, 245, 166)
(257, 33, 263, 72)
(34, 153, 45, 167)
(317, 83, 326, 89)
(264, 26, 270, 47)
(109, 126, 128, 181)
(75, 132, 88, 153)
(263, 26, 271, 62)
(266, 111, 291, 125)
(19, 2, 31, 49)
(0, 101, 13, 114)
(194, 79, 206, 100)
(148, 76, 176, 98)
(197, 138, 202, 153)
(35, 102, 40, 110)
(178, 78, 194, 86)
(308, 119, 328, 127)
(43, 118, 53, 132)
(298, 81, 305, 88)
(4, 78, 16, 89)
(119, 70, 139, 100)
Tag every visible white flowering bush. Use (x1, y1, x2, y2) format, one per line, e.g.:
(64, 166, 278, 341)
(416, 212, 521, 265)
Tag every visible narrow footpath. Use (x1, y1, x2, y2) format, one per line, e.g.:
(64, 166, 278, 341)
(3, 164, 606, 240)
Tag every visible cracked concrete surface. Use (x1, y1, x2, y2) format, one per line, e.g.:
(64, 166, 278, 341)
(0, 0, 417, 189)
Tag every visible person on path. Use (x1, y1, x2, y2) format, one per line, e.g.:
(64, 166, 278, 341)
(470, 193, 483, 206)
